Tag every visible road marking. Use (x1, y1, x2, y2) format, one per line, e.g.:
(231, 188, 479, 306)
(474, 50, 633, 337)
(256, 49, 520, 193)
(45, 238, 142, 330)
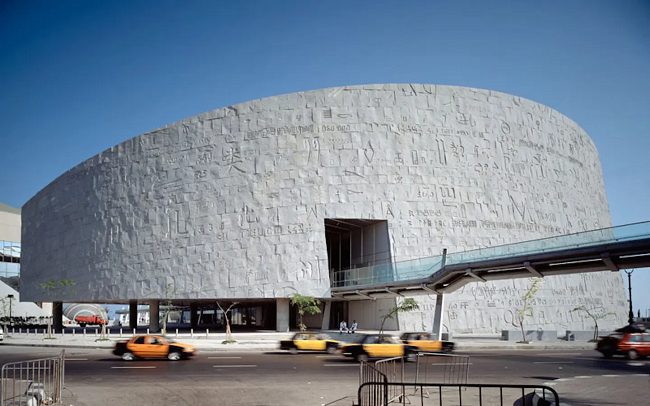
(212, 364, 257, 368)
(533, 361, 575, 364)
(430, 363, 473, 366)
(574, 376, 592, 379)
(207, 356, 242, 359)
(627, 362, 645, 367)
(111, 366, 156, 369)
(323, 364, 359, 367)
(66, 358, 88, 361)
(536, 353, 583, 356)
(316, 355, 338, 358)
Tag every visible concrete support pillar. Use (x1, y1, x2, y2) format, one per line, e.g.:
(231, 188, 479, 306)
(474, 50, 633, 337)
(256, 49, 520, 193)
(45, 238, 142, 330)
(190, 303, 198, 329)
(431, 293, 445, 340)
(321, 301, 331, 330)
(129, 300, 138, 330)
(52, 301, 63, 333)
(149, 300, 160, 333)
(276, 298, 290, 332)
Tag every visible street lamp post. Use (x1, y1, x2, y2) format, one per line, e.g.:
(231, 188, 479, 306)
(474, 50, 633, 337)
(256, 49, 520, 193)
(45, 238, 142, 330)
(7, 294, 13, 326)
(624, 269, 634, 325)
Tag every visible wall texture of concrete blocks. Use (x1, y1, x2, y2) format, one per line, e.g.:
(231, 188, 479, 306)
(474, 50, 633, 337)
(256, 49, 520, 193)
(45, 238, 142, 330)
(21, 84, 627, 333)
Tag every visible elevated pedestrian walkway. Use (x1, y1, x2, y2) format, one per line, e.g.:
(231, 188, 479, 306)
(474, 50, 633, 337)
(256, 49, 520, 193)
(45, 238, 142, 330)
(331, 221, 650, 299)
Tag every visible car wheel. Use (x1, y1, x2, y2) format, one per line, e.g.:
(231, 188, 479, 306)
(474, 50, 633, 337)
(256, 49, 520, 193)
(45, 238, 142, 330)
(289, 347, 298, 355)
(168, 351, 182, 361)
(326, 345, 337, 354)
(356, 353, 369, 362)
(627, 349, 639, 360)
(121, 352, 135, 361)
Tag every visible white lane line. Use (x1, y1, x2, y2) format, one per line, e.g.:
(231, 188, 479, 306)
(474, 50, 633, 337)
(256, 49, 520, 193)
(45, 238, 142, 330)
(533, 361, 575, 364)
(207, 356, 242, 359)
(430, 363, 473, 366)
(66, 358, 89, 361)
(111, 366, 156, 369)
(323, 364, 359, 367)
(536, 353, 583, 356)
(212, 365, 257, 368)
(316, 355, 338, 358)
(574, 376, 592, 379)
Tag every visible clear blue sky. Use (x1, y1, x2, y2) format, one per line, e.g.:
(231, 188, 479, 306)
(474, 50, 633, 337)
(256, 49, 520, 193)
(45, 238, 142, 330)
(1, 1, 649, 315)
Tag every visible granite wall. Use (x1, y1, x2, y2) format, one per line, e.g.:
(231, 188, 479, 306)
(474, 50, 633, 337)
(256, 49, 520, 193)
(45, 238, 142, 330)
(21, 84, 627, 333)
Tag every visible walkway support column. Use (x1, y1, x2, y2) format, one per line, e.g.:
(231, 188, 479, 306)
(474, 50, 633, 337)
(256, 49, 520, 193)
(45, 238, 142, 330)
(52, 301, 63, 333)
(149, 300, 160, 333)
(129, 300, 138, 330)
(276, 298, 290, 332)
(431, 293, 445, 340)
(190, 303, 198, 329)
(321, 301, 331, 330)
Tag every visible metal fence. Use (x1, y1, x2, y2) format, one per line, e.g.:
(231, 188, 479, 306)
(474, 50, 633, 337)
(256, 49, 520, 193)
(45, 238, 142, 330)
(358, 357, 405, 406)
(358, 382, 560, 406)
(1, 350, 65, 405)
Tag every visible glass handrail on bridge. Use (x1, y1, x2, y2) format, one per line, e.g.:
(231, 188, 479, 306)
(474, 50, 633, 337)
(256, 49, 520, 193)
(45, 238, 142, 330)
(331, 221, 650, 290)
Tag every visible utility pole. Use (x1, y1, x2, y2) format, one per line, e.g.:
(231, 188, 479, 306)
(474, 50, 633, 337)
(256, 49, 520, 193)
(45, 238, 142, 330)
(624, 269, 634, 325)
(7, 294, 13, 326)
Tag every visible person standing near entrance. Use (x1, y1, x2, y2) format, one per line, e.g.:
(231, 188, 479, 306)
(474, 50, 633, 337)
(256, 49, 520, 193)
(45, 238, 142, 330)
(339, 320, 348, 334)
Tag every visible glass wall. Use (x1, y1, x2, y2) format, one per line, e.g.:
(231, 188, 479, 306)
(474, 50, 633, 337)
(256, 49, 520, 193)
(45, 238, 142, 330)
(0, 240, 20, 278)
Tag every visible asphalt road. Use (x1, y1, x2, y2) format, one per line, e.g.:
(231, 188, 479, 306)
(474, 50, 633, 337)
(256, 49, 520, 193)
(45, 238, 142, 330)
(1, 346, 648, 405)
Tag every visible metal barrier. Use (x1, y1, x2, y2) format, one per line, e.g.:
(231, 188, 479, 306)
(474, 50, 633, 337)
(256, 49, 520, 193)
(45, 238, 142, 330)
(1, 350, 65, 405)
(358, 357, 404, 406)
(358, 382, 560, 406)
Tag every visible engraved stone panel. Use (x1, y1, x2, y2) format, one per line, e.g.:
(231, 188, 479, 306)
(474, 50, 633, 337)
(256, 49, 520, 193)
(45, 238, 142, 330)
(21, 84, 627, 334)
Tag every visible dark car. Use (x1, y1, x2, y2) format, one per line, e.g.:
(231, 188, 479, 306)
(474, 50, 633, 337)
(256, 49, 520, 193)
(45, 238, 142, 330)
(339, 333, 419, 362)
(279, 332, 340, 354)
(596, 331, 650, 359)
(400, 332, 455, 353)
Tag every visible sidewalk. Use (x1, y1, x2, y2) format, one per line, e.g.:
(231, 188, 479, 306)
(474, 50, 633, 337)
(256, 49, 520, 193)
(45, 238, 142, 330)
(0, 328, 598, 352)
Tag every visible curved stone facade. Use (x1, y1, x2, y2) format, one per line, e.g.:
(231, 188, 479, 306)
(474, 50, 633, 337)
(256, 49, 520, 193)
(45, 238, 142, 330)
(21, 84, 627, 333)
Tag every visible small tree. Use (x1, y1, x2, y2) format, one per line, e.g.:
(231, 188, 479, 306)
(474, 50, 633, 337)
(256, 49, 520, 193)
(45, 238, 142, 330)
(378, 297, 419, 337)
(571, 305, 614, 342)
(216, 301, 239, 343)
(40, 279, 76, 340)
(512, 278, 542, 343)
(290, 294, 322, 331)
(160, 283, 177, 336)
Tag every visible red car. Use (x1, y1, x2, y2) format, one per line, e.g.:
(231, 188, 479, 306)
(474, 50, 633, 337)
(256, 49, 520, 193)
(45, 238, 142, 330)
(596, 332, 650, 359)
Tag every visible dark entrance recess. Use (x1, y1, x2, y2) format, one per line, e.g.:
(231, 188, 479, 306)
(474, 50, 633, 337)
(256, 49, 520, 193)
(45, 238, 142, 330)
(324, 218, 392, 328)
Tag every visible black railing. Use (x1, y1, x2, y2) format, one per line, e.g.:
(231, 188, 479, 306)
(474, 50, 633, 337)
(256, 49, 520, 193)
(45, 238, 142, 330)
(357, 382, 559, 406)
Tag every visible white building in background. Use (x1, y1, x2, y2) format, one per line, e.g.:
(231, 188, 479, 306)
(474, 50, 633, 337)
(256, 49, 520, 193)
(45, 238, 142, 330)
(20, 84, 627, 334)
(0, 203, 49, 322)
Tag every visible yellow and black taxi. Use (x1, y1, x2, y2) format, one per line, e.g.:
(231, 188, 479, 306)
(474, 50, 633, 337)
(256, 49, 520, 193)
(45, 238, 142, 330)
(113, 334, 196, 361)
(400, 332, 455, 353)
(280, 332, 340, 354)
(339, 333, 419, 362)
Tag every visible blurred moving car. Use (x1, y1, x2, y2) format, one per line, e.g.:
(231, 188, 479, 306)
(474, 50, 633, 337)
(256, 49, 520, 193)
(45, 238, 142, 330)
(596, 331, 650, 359)
(280, 332, 340, 354)
(113, 334, 196, 361)
(339, 333, 418, 362)
(400, 332, 455, 353)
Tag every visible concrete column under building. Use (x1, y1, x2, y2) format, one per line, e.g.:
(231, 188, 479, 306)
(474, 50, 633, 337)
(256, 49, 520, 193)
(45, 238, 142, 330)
(52, 301, 63, 333)
(190, 303, 198, 328)
(129, 300, 138, 330)
(276, 298, 290, 332)
(431, 293, 445, 340)
(321, 301, 331, 330)
(149, 300, 160, 333)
